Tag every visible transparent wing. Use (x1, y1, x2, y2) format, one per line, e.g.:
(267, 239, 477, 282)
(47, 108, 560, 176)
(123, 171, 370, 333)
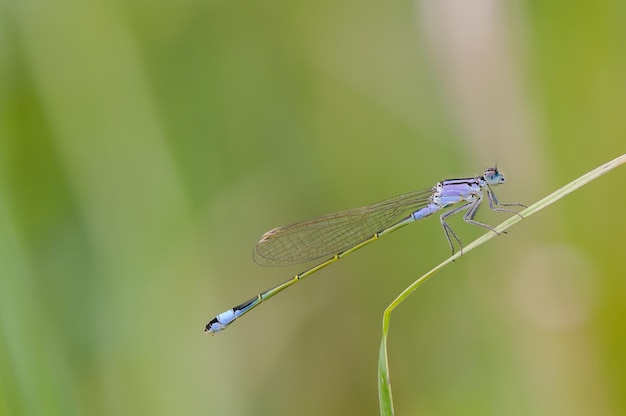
(253, 188, 434, 266)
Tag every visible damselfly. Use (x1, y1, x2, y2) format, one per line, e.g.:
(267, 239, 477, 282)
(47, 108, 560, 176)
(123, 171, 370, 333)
(206, 167, 524, 334)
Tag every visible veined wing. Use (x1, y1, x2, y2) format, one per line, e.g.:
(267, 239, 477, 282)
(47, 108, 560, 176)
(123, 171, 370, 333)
(253, 188, 434, 266)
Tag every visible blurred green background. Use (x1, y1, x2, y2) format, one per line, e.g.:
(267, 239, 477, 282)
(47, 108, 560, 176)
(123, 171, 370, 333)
(1, 0, 625, 415)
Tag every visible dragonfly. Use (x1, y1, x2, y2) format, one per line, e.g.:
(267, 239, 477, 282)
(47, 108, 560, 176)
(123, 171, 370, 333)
(205, 166, 525, 334)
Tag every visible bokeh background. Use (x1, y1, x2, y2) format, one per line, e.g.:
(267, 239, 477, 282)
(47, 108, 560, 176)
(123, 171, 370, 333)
(1, 0, 625, 415)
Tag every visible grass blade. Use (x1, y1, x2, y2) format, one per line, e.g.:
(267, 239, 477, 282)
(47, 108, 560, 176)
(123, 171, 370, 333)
(378, 153, 626, 416)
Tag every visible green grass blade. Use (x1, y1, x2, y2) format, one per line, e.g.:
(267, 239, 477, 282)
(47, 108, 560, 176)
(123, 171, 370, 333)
(378, 153, 626, 416)
(378, 335, 393, 416)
